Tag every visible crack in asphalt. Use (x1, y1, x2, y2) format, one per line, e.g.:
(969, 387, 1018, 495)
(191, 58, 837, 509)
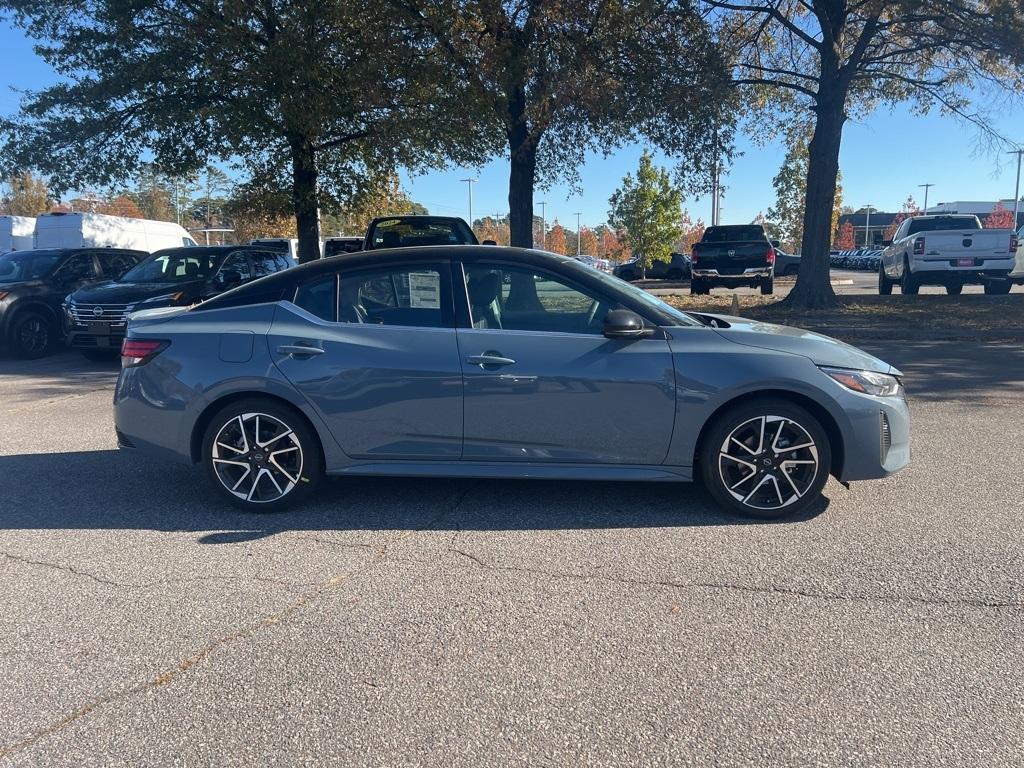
(0, 550, 327, 590)
(446, 547, 1024, 611)
(0, 482, 481, 760)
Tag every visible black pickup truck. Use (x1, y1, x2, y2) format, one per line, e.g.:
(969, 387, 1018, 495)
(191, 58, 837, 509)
(690, 225, 776, 295)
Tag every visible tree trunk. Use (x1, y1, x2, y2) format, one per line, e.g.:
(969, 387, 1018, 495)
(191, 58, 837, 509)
(506, 87, 537, 249)
(788, 96, 846, 309)
(289, 134, 321, 264)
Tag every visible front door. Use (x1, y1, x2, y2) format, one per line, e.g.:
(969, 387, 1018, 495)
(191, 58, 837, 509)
(269, 261, 463, 460)
(458, 262, 676, 464)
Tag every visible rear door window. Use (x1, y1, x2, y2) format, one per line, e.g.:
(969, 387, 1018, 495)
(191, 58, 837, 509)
(97, 251, 141, 279)
(294, 276, 337, 322)
(218, 252, 254, 283)
(339, 264, 451, 328)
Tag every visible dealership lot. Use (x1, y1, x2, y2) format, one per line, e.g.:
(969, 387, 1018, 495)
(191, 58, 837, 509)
(1, 340, 1022, 767)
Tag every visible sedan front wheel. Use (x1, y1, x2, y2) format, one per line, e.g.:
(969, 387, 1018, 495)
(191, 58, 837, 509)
(700, 399, 832, 519)
(202, 399, 323, 512)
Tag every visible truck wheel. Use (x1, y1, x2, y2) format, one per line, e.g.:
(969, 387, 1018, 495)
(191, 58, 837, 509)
(760, 278, 774, 296)
(878, 264, 893, 295)
(900, 258, 919, 295)
(945, 283, 963, 295)
(984, 280, 1011, 295)
(690, 279, 704, 295)
(9, 311, 54, 359)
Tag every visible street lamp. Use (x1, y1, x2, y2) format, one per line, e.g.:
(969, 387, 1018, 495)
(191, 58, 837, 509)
(863, 205, 872, 248)
(460, 178, 477, 230)
(1010, 149, 1023, 230)
(538, 201, 547, 248)
(918, 183, 934, 214)
(574, 212, 582, 256)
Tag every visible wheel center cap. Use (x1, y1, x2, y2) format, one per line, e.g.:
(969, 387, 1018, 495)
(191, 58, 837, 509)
(762, 458, 772, 467)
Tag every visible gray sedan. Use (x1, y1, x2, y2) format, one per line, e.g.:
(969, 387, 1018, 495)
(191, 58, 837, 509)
(114, 247, 910, 519)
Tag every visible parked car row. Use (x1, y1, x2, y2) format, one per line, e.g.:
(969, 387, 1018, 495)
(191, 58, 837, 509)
(831, 249, 882, 271)
(612, 252, 691, 282)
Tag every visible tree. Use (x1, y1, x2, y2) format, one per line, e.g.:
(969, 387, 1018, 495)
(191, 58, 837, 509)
(768, 125, 843, 252)
(1, 171, 51, 216)
(546, 221, 568, 254)
(395, 0, 731, 247)
(984, 201, 1016, 229)
(100, 195, 145, 218)
(579, 227, 599, 256)
(608, 152, 684, 276)
(835, 221, 856, 250)
(597, 227, 626, 261)
(710, 0, 1024, 307)
(1, 0, 487, 263)
(884, 196, 921, 241)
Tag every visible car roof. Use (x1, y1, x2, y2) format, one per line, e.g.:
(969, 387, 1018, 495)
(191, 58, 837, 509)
(1, 247, 146, 257)
(150, 245, 276, 257)
(368, 215, 466, 224)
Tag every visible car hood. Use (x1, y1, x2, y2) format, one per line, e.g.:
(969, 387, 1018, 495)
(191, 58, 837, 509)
(71, 280, 205, 304)
(708, 314, 900, 375)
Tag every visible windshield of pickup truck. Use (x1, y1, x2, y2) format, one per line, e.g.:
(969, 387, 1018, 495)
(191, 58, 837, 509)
(701, 226, 766, 243)
(367, 218, 475, 249)
(906, 216, 980, 235)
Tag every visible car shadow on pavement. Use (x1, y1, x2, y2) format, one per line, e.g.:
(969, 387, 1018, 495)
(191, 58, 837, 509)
(0, 449, 829, 539)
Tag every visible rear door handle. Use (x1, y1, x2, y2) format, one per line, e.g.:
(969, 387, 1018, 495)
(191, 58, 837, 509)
(277, 344, 324, 357)
(466, 353, 516, 368)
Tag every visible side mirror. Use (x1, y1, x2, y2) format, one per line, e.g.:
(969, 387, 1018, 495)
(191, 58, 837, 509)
(482, 239, 497, 246)
(603, 309, 653, 339)
(218, 269, 242, 287)
(770, 239, 780, 248)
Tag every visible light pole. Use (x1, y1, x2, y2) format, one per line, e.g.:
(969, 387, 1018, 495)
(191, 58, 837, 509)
(863, 205, 872, 248)
(538, 201, 547, 248)
(460, 178, 477, 230)
(574, 212, 582, 255)
(1010, 149, 1023, 230)
(918, 183, 934, 214)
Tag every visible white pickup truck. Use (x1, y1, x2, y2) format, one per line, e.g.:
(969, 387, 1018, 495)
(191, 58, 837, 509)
(878, 214, 1018, 295)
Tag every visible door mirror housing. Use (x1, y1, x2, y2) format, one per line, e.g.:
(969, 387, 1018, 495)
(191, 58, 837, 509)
(603, 309, 653, 339)
(217, 269, 242, 287)
(770, 239, 781, 248)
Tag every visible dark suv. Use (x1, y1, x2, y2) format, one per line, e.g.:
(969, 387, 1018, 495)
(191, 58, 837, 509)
(65, 245, 292, 358)
(0, 247, 145, 358)
(612, 252, 690, 281)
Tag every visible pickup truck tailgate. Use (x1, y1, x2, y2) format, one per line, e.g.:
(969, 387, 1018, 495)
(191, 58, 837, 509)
(916, 229, 1011, 261)
(692, 242, 769, 273)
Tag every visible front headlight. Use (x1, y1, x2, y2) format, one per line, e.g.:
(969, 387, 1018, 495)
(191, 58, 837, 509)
(139, 292, 185, 306)
(821, 366, 902, 397)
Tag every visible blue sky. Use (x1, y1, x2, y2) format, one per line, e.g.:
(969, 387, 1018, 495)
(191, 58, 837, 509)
(3, 19, 1022, 230)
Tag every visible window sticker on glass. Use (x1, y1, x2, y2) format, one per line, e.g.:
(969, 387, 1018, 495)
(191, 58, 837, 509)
(408, 271, 441, 308)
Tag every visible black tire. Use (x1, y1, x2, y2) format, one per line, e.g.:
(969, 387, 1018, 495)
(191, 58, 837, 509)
(984, 280, 1011, 295)
(690, 279, 709, 296)
(878, 264, 893, 295)
(900, 258, 919, 295)
(760, 277, 774, 295)
(202, 397, 324, 512)
(81, 348, 120, 362)
(699, 398, 832, 520)
(8, 311, 54, 359)
(945, 283, 963, 296)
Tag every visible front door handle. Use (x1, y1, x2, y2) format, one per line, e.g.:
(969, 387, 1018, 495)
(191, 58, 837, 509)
(466, 353, 516, 368)
(278, 344, 324, 357)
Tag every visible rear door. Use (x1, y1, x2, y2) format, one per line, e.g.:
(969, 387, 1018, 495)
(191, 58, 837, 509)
(269, 259, 463, 459)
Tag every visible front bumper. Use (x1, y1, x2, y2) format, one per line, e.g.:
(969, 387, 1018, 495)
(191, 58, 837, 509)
(837, 391, 911, 482)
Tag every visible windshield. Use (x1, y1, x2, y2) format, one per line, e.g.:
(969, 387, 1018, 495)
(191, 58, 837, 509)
(906, 216, 980, 235)
(368, 219, 475, 249)
(0, 251, 63, 283)
(120, 251, 217, 283)
(575, 263, 703, 327)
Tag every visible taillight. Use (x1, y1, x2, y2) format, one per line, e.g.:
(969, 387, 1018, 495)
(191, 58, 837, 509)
(913, 236, 925, 255)
(690, 248, 699, 265)
(1010, 234, 1019, 253)
(121, 338, 168, 367)
(766, 247, 776, 265)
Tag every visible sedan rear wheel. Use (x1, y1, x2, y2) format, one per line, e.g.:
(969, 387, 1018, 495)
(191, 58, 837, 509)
(700, 399, 832, 519)
(203, 399, 323, 511)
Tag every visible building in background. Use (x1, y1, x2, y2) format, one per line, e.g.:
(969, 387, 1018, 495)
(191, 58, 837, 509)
(925, 199, 1023, 229)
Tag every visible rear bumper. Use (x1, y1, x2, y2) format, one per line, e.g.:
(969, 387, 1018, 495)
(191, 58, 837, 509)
(692, 267, 772, 279)
(910, 256, 1013, 278)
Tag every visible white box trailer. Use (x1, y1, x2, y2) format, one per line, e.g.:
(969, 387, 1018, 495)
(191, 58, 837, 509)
(0, 215, 36, 252)
(34, 212, 197, 252)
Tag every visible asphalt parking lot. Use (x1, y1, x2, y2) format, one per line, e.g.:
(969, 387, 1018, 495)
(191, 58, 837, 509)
(2, 336, 1023, 766)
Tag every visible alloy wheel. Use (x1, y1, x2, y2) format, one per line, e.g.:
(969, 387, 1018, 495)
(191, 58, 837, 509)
(18, 317, 49, 355)
(211, 412, 304, 503)
(718, 415, 819, 512)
